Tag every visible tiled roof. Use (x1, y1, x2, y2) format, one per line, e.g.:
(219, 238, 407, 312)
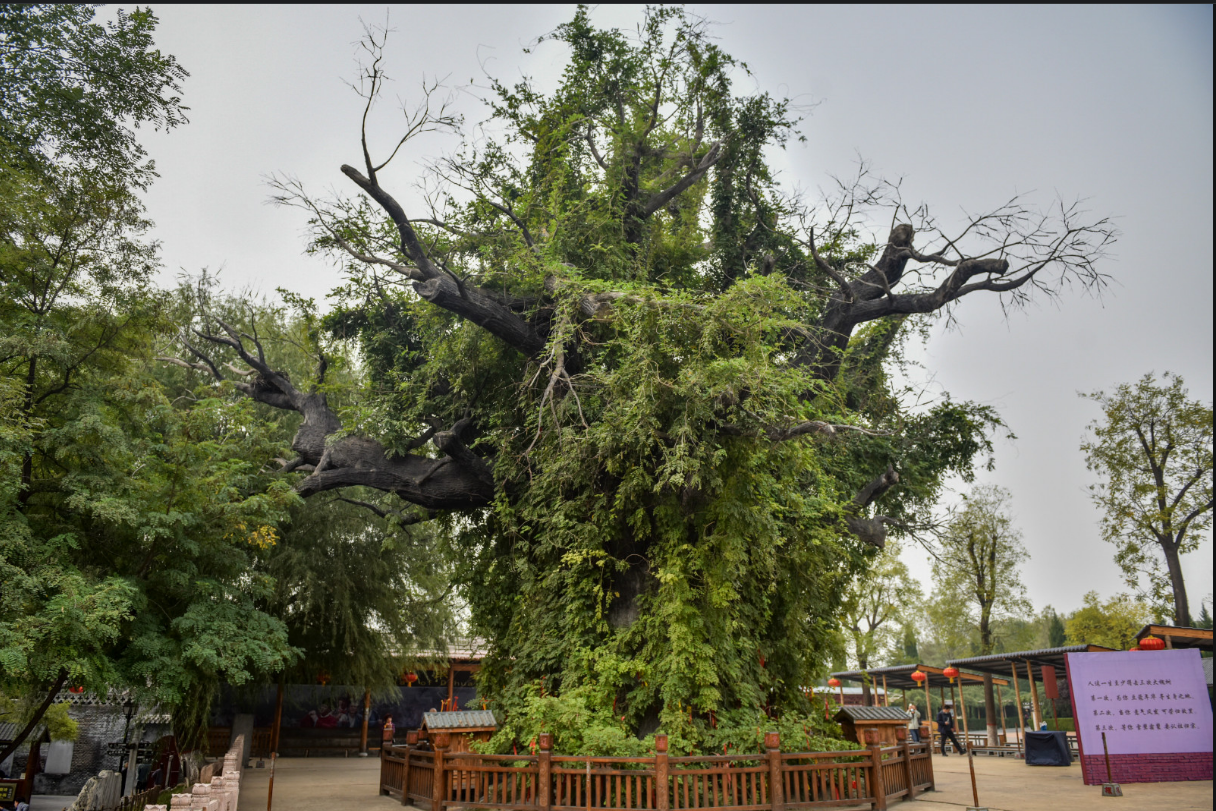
(422, 710, 497, 730)
(0, 723, 47, 744)
(833, 706, 908, 722)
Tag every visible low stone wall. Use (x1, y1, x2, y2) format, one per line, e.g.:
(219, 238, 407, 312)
(147, 734, 245, 811)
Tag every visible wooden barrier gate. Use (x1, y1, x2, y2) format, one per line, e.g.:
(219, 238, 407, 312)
(381, 731, 933, 811)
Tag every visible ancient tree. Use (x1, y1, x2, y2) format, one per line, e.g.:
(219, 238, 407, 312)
(165, 10, 1113, 747)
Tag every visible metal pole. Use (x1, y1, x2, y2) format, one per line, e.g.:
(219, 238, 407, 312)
(267, 751, 277, 811)
(954, 683, 980, 808)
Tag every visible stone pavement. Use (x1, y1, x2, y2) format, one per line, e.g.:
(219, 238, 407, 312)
(906, 752, 1212, 811)
(236, 755, 399, 810)
(233, 753, 1213, 811)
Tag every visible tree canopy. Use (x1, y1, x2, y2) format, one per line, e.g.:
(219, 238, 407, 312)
(1081, 372, 1213, 626)
(158, 8, 1114, 751)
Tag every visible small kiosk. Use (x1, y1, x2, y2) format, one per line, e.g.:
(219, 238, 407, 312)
(421, 710, 497, 754)
(833, 706, 910, 746)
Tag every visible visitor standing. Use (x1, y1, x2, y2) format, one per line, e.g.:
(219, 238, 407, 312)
(905, 703, 922, 742)
(936, 700, 966, 755)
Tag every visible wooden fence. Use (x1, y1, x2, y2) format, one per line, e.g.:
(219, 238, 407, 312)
(381, 731, 933, 811)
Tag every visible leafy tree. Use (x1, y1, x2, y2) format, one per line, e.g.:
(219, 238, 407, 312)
(1081, 372, 1213, 626)
(840, 544, 921, 702)
(259, 491, 457, 691)
(929, 485, 1030, 744)
(1047, 609, 1067, 648)
(0, 4, 186, 184)
(1195, 600, 1213, 631)
(1065, 591, 1153, 650)
(165, 9, 1113, 749)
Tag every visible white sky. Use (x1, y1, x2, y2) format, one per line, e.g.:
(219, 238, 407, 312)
(128, 4, 1213, 616)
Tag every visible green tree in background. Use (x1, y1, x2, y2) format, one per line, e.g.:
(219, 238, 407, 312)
(929, 485, 1030, 745)
(841, 543, 922, 703)
(1065, 591, 1153, 650)
(1047, 609, 1067, 648)
(1081, 372, 1213, 627)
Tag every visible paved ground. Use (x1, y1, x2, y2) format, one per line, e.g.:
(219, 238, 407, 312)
(236, 754, 400, 810)
(906, 753, 1213, 811)
(28, 796, 76, 811)
(233, 753, 1214, 811)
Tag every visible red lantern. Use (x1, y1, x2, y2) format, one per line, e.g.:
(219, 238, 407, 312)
(68, 685, 85, 694)
(827, 677, 841, 688)
(942, 666, 960, 682)
(1128, 644, 1142, 652)
(910, 670, 927, 684)
(406, 671, 418, 685)
(317, 670, 331, 686)
(1139, 635, 1165, 651)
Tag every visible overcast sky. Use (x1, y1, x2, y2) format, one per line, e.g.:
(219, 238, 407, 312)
(127, 4, 1213, 616)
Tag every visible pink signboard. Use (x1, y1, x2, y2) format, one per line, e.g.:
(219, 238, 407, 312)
(1066, 649, 1212, 755)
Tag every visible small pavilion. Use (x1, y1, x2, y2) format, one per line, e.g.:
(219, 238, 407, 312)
(828, 664, 1011, 745)
(947, 643, 1112, 751)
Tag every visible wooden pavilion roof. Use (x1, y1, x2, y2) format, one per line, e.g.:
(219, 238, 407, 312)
(1135, 625, 1212, 651)
(829, 663, 1008, 690)
(946, 644, 1113, 678)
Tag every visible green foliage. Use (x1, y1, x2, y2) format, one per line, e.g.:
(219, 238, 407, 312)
(840, 543, 922, 669)
(1081, 372, 1213, 624)
(259, 492, 457, 691)
(0, 4, 187, 185)
(927, 486, 1030, 656)
(1064, 591, 1153, 650)
(303, 7, 1008, 752)
(1047, 610, 1067, 649)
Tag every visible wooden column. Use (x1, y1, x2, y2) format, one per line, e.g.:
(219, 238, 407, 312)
(867, 732, 887, 811)
(655, 734, 670, 811)
(996, 684, 1007, 746)
(1009, 663, 1025, 757)
(957, 682, 970, 744)
(538, 732, 553, 811)
(361, 688, 371, 754)
(1025, 663, 1042, 729)
(923, 680, 932, 739)
(431, 732, 449, 811)
(446, 668, 455, 708)
(764, 732, 783, 811)
(882, 675, 890, 707)
(401, 730, 417, 807)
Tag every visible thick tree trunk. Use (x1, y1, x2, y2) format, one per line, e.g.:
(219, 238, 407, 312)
(983, 674, 998, 746)
(859, 655, 872, 706)
(1161, 538, 1192, 626)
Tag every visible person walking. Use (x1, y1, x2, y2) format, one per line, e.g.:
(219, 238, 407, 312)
(936, 700, 966, 755)
(905, 703, 922, 742)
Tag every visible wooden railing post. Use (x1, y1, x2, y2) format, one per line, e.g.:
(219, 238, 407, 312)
(898, 728, 915, 799)
(538, 732, 553, 811)
(866, 732, 887, 811)
(764, 731, 783, 811)
(432, 731, 450, 811)
(403, 729, 418, 807)
(655, 734, 669, 811)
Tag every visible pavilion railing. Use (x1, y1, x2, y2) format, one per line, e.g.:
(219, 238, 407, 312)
(380, 732, 933, 811)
